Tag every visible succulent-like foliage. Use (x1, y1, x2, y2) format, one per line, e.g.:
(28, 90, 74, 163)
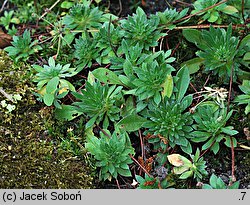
(0, 10, 20, 30)
(73, 36, 100, 68)
(143, 96, 194, 154)
(157, 8, 189, 29)
(94, 22, 123, 64)
(234, 80, 250, 115)
(192, 105, 238, 154)
(202, 174, 240, 189)
(192, 0, 238, 23)
(133, 59, 173, 104)
(168, 149, 208, 182)
(4, 29, 42, 62)
(85, 130, 134, 181)
(120, 7, 165, 50)
(196, 25, 239, 78)
(72, 81, 123, 128)
(33, 57, 77, 107)
(63, 3, 103, 30)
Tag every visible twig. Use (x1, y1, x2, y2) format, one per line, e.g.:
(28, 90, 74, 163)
(0, 0, 8, 14)
(174, 24, 245, 30)
(116, 178, 121, 189)
(175, 0, 193, 7)
(96, 124, 112, 138)
(108, 16, 118, 57)
(173, 0, 228, 24)
(227, 64, 234, 112)
(39, 0, 61, 20)
(0, 87, 14, 102)
(118, 0, 122, 16)
(229, 136, 236, 185)
(138, 130, 145, 160)
(199, 141, 215, 158)
(129, 154, 152, 177)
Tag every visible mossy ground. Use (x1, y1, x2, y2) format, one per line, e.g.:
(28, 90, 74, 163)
(0, 50, 97, 188)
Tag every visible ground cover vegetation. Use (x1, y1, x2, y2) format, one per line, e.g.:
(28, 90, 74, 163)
(0, 0, 249, 188)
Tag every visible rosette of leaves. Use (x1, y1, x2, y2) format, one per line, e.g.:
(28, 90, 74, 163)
(234, 80, 250, 115)
(72, 81, 123, 128)
(183, 25, 239, 79)
(4, 29, 42, 62)
(156, 8, 189, 29)
(32, 57, 77, 108)
(191, 105, 238, 154)
(94, 22, 123, 64)
(192, 0, 238, 23)
(63, 3, 103, 31)
(0, 10, 20, 30)
(132, 59, 174, 104)
(143, 95, 194, 154)
(167, 149, 208, 182)
(120, 7, 165, 50)
(85, 130, 134, 181)
(73, 36, 99, 68)
(202, 174, 240, 189)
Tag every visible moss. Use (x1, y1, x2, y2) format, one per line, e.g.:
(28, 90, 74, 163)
(0, 50, 96, 188)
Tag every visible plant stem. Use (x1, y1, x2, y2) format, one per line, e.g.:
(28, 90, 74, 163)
(173, 0, 228, 24)
(174, 24, 245, 30)
(39, 0, 62, 20)
(129, 154, 152, 177)
(230, 136, 236, 184)
(138, 129, 145, 160)
(227, 64, 234, 112)
(116, 178, 121, 189)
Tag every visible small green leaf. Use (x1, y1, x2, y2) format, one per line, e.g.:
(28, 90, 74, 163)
(181, 57, 204, 74)
(92, 68, 122, 85)
(176, 66, 190, 102)
(46, 77, 59, 94)
(117, 114, 147, 132)
(43, 93, 54, 106)
(183, 29, 201, 44)
(221, 5, 238, 15)
(161, 74, 173, 98)
(179, 170, 193, 179)
(55, 105, 82, 120)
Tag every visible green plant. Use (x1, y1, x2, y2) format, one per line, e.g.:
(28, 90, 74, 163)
(183, 25, 240, 80)
(191, 105, 238, 154)
(4, 29, 42, 62)
(33, 57, 77, 107)
(234, 80, 250, 115)
(135, 174, 172, 189)
(167, 149, 208, 182)
(73, 36, 100, 68)
(143, 95, 194, 154)
(157, 8, 189, 29)
(0, 10, 20, 30)
(202, 174, 240, 189)
(94, 22, 123, 64)
(85, 130, 134, 181)
(120, 7, 165, 50)
(72, 81, 124, 128)
(132, 58, 174, 104)
(192, 0, 238, 23)
(63, 3, 103, 31)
